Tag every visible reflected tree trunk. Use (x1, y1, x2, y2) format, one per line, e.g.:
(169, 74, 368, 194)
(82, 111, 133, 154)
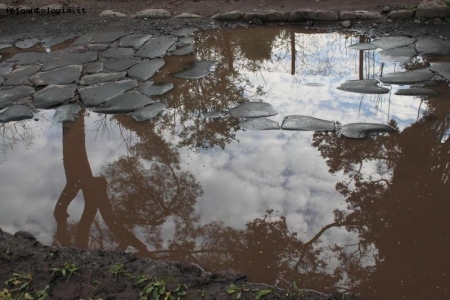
(291, 30, 295, 75)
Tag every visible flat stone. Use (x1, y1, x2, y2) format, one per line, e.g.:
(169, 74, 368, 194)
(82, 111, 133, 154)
(29, 65, 82, 86)
(84, 62, 104, 74)
(4, 65, 41, 86)
(93, 91, 155, 114)
(211, 10, 243, 20)
(379, 46, 417, 62)
(340, 123, 396, 138)
(0, 86, 35, 109)
(289, 9, 338, 21)
(395, 87, 439, 96)
(41, 35, 75, 47)
(0, 43, 12, 49)
(388, 10, 415, 19)
(373, 36, 415, 49)
(0, 105, 34, 122)
(340, 20, 352, 28)
(91, 32, 125, 44)
(416, 0, 450, 18)
(101, 47, 135, 59)
(172, 45, 195, 56)
(340, 11, 382, 19)
(42, 51, 98, 71)
(337, 79, 390, 94)
(48, 45, 86, 55)
(137, 82, 174, 96)
(88, 44, 109, 51)
(119, 34, 153, 49)
(429, 62, 450, 81)
(174, 60, 217, 79)
(0, 77, 3, 85)
(135, 9, 171, 19)
(178, 37, 195, 45)
(171, 28, 199, 37)
(71, 33, 95, 46)
(281, 115, 335, 131)
(131, 102, 167, 121)
(128, 59, 165, 81)
(100, 10, 127, 17)
(15, 38, 40, 49)
(243, 10, 288, 22)
(240, 118, 280, 130)
(135, 36, 177, 59)
(229, 102, 277, 118)
(380, 69, 434, 84)
(202, 111, 222, 119)
(6, 52, 47, 65)
(348, 42, 378, 50)
(33, 84, 77, 108)
(0, 63, 14, 76)
(53, 103, 82, 122)
(415, 38, 450, 55)
(104, 58, 140, 72)
(174, 13, 202, 18)
(78, 79, 139, 107)
(80, 72, 127, 85)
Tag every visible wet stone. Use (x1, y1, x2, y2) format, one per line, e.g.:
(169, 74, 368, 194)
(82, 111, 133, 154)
(6, 52, 47, 65)
(127, 59, 165, 81)
(71, 33, 95, 46)
(41, 35, 74, 47)
(131, 102, 167, 121)
(93, 91, 155, 114)
(379, 46, 417, 62)
(243, 10, 288, 22)
(104, 58, 140, 72)
(202, 111, 222, 119)
(33, 84, 77, 108)
(29, 65, 82, 86)
(80, 72, 127, 85)
(52, 103, 82, 122)
(4, 65, 41, 86)
(428, 62, 450, 81)
(15, 38, 40, 49)
(348, 43, 378, 50)
(0, 105, 34, 122)
(178, 37, 195, 45)
(174, 60, 217, 80)
(119, 34, 153, 49)
(337, 79, 390, 94)
(137, 82, 174, 96)
(78, 79, 139, 107)
(229, 102, 277, 118)
(172, 45, 195, 56)
(84, 62, 104, 74)
(281, 115, 335, 131)
(88, 44, 109, 51)
(171, 28, 199, 37)
(0, 77, 3, 85)
(395, 87, 440, 96)
(0, 43, 12, 50)
(135, 36, 177, 59)
(340, 123, 396, 138)
(380, 69, 434, 84)
(135, 8, 171, 18)
(211, 10, 243, 20)
(91, 32, 125, 44)
(0, 86, 35, 109)
(373, 36, 415, 49)
(302, 82, 325, 87)
(42, 52, 98, 71)
(240, 118, 280, 130)
(101, 47, 135, 59)
(415, 38, 450, 55)
(0, 63, 14, 76)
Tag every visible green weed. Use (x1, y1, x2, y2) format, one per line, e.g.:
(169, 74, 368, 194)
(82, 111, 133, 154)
(51, 263, 81, 282)
(253, 286, 280, 299)
(226, 284, 250, 300)
(286, 281, 303, 298)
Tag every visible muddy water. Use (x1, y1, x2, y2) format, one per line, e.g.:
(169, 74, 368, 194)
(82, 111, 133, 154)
(1, 27, 450, 300)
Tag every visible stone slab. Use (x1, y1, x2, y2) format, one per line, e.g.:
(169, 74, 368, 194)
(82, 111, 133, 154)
(229, 102, 277, 118)
(101, 47, 135, 59)
(379, 46, 417, 62)
(29, 65, 82, 86)
(104, 58, 140, 72)
(415, 38, 450, 55)
(380, 69, 434, 84)
(15, 38, 40, 49)
(33, 84, 77, 108)
(416, 0, 450, 18)
(135, 9, 171, 19)
(281, 115, 335, 131)
(131, 102, 167, 121)
(42, 51, 98, 71)
(80, 72, 127, 85)
(41, 35, 75, 47)
(0, 63, 14, 76)
(373, 36, 415, 49)
(135, 36, 177, 59)
(395, 87, 439, 96)
(0, 105, 34, 122)
(340, 123, 396, 138)
(174, 60, 217, 79)
(4, 65, 41, 86)
(88, 44, 109, 51)
(78, 79, 139, 107)
(53, 103, 82, 122)
(71, 33, 95, 46)
(171, 28, 199, 37)
(91, 32, 126, 44)
(289, 9, 339, 21)
(119, 34, 153, 49)
(172, 45, 195, 56)
(0, 86, 35, 110)
(127, 59, 166, 81)
(429, 62, 450, 81)
(243, 10, 288, 22)
(93, 91, 155, 114)
(211, 10, 243, 20)
(6, 52, 47, 65)
(84, 62, 104, 74)
(337, 79, 390, 94)
(388, 10, 415, 19)
(137, 82, 174, 96)
(240, 118, 280, 130)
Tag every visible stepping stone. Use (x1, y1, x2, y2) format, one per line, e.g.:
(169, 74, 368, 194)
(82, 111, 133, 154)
(6, 52, 47, 65)
(84, 62, 104, 74)
(91, 32, 125, 44)
(202, 111, 222, 119)
(99, 10, 127, 17)
(131, 102, 167, 121)
(340, 123, 396, 138)
(379, 46, 417, 62)
(0, 43, 12, 49)
(395, 87, 439, 96)
(348, 42, 377, 50)
(281, 115, 335, 131)
(0, 105, 34, 122)
(416, 38, 450, 55)
(15, 38, 40, 49)
(416, 0, 450, 18)
(33, 84, 77, 108)
(372, 36, 415, 49)
(78, 79, 138, 107)
(135, 9, 171, 19)
(53, 103, 82, 122)
(211, 10, 243, 20)
(42, 51, 98, 71)
(240, 118, 280, 130)
(178, 37, 195, 45)
(171, 28, 199, 37)
(80, 72, 127, 85)
(93, 91, 154, 114)
(174, 13, 202, 18)
(127, 59, 165, 81)
(0, 86, 35, 109)
(380, 69, 434, 84)
(229, 102, 277, 118)
(172, 45, 194, 56)
(137, 82, 174, 96)
(71, 33, 95, 45)
(41, 35, 75, 47)
(135, 36, 177, 59)
(88, 44, 109, 51)
(29, 65, 82, 86)
(4, 65, 41, 86)
(100, 47, 135, 59)
(0, 63, 14, 76)
(337, 79, 390, 94)
(104, 58, 140, 71)
(174, 60, 217, 79)
(119, 34, 153, 49)
(428, 62, 450, 81)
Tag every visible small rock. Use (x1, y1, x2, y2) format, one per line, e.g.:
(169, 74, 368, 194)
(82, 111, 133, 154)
(382, 6, 391, 13)
(100, 10, 127, 18)
(388, 10, 415, 19)
(434, 17, 442, 24)
(372, 23, 378, 28)
(171, 28, 199, 37)
(135, 9, 171, 19)
(306, 20, 314, 26)
(341, 20, 352, 28)
(414, 19, 421, 23)
(416, 0, 450, 19)
(211, 10, 243, 20)
(253, 18, 263, 26)
(174, 13, 202, 18)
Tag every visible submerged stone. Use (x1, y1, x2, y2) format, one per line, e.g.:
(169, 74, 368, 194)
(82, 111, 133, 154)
(41, 35, 74, 47)
(78, 79, 138, 107)
(119, 34, 153, 49)
(174, 60, 217, 79)
(395, 87, 439, 96)
(15, 38, 40, 49)
(53, 103, 82, 122)
(240, 118, 280, 130)
(172, 45, 195, 56)
(202, 111, 222, 119)
(29, 65, 82, 86)
(3, 65, 41, 86)
(380, 69, 434, 84)
(372, 36, 415, 49)
(101, 47, 135, 59)
(127, 59, 166, 81)
(415, 38, 450, 55)
(428, 62, 450, 81)
(229, 102, 277, 118)
(348, 42, 377, 50)
(171, 28, 199, 37)
(337, 79, 390, 94)
(104, 58, 140, 72)
(131, 102, 167, 121)
(88, 44, 109, 51)
(302, 82, 325, 87)
(0, 86, 35, 109)
(178, 37, 195, 45)
(6, 52, 47, 65)
(42, 52, 98, 71)
(91, 32, 125, 44)
(137, 82, 174, 96)
(33, 84, 77, 108)
(135, 36, 177, 59)
(379, 46, 417, 62)
(93, 91, 155, 114)
(281, 115, 335, 131)
(0, 105, 34, 122)
(0, 43, 12, 49)
(71, 33, 95, 45)
(340, 123, 396, 138)
(80, 72, 127, 85)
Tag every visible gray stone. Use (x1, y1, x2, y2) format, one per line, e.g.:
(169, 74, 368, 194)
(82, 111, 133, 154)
(91, 32, 125, 44)
(172, 45, 195, 56)
(243, 10, 287, 22)
(0, 43, 12, 49)
(373, 36, 415, 49)
(135, 9, 171, 19)
(281, 115, 335, 131)
(240, 118, 280, 130)
(380, 69, 434, 84)
(101, 47, 135, 59)
(6, 52, 47, 65)
(171, 28, 199, 37)
(383, 6, 391, 13)
(49, 45, 86, 55)
(93, 91, 155, 114)
(289, 9, 338, 21)
(53, 103, 82, 122)
(229, 102, 277, 118)
(429, 62, 450, 81)
(415, 38, 450, 55)
(174, 60, 217, 79)
(88, 44, 109, 51)
(395, 87, 440, 96)
(178, 37, 195, 45)
(0, 63, 14, 76)
(104, 58, 140, 72)
(0, 105, 34, 122)
(128, 59, 165, 81)
(340, 20, 352, 28)
(135, 36, 177, 59)
(119, 34, 153, 49)
(416, 0, 450, 18)
(100, 10, 127, 17)
(379, 46, 417, 62)
(137, 82, 174, 96)
(131, 102, 167, 121)
(348, 42, 378, 50)
(201, 111, 222, 119)
(71, 33, 95, 46)
(337, 79, 390, 94)
(80, 72, 127, 85)
(388, 10, 415, 19)
(41, 35, 75, 47)
(0, 4, 7, 16)
(174, 13, 202, 18)
(0, 77, 3, 85)
(0, 86, 35, 109)
(42, 52, 98, 71)
(15, 38, 40, 49)
(84, 62, 104, 74)
(302, 82, 325, 87)
(78, 79, 139, 107)
(33, 84, 77, 108)
(211, 10, 243, 20)
(4, 65, 41, 86)
(29, 65, 82, 86)
(340, 123, 396, 138)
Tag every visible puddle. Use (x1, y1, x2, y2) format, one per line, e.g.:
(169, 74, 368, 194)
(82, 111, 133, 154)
(1, 27, 450, 300)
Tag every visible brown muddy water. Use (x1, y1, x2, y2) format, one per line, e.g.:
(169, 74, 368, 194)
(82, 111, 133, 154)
(0, 27, 450, 300)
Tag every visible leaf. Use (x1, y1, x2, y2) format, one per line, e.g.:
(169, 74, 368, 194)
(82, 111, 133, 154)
(62, 269, 66, 277)
(237, 291, 242, 299)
